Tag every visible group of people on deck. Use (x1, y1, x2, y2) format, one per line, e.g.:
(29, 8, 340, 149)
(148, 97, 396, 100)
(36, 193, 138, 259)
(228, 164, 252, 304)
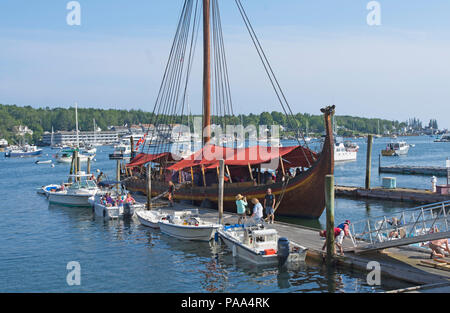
(99, 193, 135, 207)
(235, 188, 276, 225)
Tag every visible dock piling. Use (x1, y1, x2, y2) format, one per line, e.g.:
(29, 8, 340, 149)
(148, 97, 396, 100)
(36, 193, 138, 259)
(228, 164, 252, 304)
(146, 164, 152, 210)
(87, 157, 91, 174)
(116, 160, 120, 193)
(365, 135, 373, 189)
(325, 174, 335, 262)
(218, 160, 224, 224)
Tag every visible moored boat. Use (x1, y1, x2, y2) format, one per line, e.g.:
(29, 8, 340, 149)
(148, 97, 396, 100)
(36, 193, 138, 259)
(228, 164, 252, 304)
(158, 210, 220, 241)
(218, 222, 307, 266)
(381, 141, 410, 156)
(334, 142, 357, 162)
(136, 209, 169, 229)
(434, 133, 450, 142)
(5, 145, 43, 157)
(48, 172, 98, 207)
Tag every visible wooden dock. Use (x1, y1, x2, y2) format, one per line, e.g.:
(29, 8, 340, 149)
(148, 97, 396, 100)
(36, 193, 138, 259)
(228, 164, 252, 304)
(379, 165, 448, 177)
(135, 197, 450, 288)
(335, 185, 450, 203)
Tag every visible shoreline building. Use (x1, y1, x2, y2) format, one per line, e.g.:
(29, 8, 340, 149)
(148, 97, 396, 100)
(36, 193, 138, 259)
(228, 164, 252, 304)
(42, 131, 118, 146)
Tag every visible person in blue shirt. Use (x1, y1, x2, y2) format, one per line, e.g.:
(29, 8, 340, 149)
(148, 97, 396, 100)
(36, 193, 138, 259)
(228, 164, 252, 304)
(235, 194, 248, 224)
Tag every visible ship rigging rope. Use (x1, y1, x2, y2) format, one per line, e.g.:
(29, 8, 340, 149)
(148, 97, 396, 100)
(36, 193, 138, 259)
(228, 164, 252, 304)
(234, 0, 314, 167)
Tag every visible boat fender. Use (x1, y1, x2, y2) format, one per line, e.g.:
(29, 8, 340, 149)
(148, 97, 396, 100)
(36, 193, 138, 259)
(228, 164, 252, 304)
(214, 232, 219, 242)
(277, 237, 290, 267)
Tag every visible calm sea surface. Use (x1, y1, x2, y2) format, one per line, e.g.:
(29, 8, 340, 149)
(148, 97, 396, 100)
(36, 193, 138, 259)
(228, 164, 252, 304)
(0, 136, 448, 292)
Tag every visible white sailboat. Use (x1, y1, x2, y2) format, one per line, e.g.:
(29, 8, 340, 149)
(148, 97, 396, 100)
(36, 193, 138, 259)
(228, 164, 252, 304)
(55, 103, 95, 163)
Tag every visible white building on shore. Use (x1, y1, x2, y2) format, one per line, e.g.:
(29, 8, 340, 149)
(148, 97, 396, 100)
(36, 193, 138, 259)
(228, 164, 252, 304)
(42, 131, 118, 146)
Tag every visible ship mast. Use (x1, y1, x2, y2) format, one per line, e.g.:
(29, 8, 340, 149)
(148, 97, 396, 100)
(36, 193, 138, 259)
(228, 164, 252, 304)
(202, 0, 211, 145)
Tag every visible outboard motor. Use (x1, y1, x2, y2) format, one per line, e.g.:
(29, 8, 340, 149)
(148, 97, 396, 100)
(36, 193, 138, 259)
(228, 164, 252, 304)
(277, 237, 290, 267)
(123, 202, 132, 217)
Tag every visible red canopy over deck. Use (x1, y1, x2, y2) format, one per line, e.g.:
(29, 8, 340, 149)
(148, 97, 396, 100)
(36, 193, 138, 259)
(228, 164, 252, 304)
(167, 144, 317, 171)
(126, 152, 174, 168)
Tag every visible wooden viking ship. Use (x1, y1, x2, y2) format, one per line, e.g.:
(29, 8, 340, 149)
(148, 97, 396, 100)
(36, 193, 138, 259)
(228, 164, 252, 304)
(122, 0, 334, 219)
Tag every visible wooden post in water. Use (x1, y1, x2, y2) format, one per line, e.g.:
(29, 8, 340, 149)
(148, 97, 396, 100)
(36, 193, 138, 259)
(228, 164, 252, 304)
(365, 135, 373, 189)
(146, 164, 152, 210)
(378, 153, 381, 174)
(130, 136, 135, 159)
(325, 174, 335, 262)
(116, 160, 121, 194)
(218, 160, 225, 224)
(87, 157, 91, 174)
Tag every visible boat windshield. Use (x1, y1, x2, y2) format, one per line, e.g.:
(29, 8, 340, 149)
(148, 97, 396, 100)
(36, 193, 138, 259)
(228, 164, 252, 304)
(69, 180, 97, 190)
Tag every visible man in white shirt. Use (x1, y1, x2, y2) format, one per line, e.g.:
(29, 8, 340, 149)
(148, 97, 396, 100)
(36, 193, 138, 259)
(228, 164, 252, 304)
(251, 198, 264, 223)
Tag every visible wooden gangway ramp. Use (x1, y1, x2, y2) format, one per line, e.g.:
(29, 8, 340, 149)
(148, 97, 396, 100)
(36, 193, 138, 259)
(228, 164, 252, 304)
(348, 201, 450, 254)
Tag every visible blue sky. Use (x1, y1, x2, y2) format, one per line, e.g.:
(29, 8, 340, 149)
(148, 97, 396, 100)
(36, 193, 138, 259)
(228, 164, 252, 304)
(1, 1, 449, 129)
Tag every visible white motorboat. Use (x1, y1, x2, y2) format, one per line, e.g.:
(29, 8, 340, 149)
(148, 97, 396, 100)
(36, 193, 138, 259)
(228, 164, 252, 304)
(434, 133, 450, 142)
(334, 142, 357, 162)
(136, 209, 169, 229)
(5, 145, 43, 157)
(218, 223, 307, 266)
(55, 148, 95, 163)
(48, 173, 99, 207)
(109, 143, 132, 158)
(90, 197, 145, 219)
(158, 210, 220, 241)
(381, 141, 410, 156)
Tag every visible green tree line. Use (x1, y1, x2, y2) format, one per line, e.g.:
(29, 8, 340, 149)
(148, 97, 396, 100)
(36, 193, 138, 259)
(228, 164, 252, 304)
(0, 103, 409, 144)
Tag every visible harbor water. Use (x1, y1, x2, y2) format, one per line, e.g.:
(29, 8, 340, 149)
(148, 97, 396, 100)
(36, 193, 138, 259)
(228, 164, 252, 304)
(0, 136, 448, 292)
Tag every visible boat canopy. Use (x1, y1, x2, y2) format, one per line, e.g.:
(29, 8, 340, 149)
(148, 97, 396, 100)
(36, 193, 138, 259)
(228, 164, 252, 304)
(126, 152, 174, 168)
(167, 144, 317, 171)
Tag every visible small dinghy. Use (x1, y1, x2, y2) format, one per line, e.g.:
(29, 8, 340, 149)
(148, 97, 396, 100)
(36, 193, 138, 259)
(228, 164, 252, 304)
(136, 210, 169, 229)
(35, 160, 52, 164)
(158, 210, 220, 241)
(37, 184, 63, 197)
(218, 223, 307, 266)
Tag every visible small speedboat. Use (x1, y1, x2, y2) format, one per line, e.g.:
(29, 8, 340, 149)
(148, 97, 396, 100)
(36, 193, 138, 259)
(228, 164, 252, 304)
(218, 223, 307, 266)
(158, 210, 220, 241)
(48, 172, 99, 207)
(136, 210, 169, 229)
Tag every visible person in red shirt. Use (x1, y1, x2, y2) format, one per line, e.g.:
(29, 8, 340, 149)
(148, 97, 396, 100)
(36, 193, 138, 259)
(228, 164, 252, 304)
(319, 228, 345, 256)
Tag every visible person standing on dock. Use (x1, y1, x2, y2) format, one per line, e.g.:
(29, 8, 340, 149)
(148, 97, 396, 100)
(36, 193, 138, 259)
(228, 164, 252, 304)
(264, 188, 276, 224)
(235, 194, 248, 224)
(168, 181, 175, 207)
